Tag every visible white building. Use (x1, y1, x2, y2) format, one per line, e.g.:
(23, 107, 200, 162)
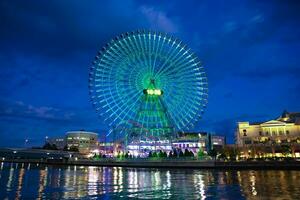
(45, 136, 65, 150)
(236, 111, 300, 147)
(66, 131, 98, 154)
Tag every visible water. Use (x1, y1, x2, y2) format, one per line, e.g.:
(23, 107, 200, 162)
(0, 162, 300, 199)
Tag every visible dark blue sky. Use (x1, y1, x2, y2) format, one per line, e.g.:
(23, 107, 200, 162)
(1, 0, 300, 147)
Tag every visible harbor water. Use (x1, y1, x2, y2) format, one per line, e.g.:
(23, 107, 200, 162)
(0, 162, 300, 199)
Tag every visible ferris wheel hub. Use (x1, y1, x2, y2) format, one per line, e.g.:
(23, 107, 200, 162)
(89, 30, 208, 137)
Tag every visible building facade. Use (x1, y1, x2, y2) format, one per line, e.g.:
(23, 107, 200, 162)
(66, 131, 98, 154)
(45, 136, 65, 150)
(210, 135, 226, 151)
(235, 111, 300, 158)
(172, 132, 226, 153)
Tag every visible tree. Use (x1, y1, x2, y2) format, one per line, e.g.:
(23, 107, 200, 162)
(208, 149, 217, 160)
(63, 145, 69, 151)
(43, 143, 58, 150)
(52, 144, 58, 150)
(197, 148, 205, 159)
(43, 143, 52, 150)
(158, 150, 164, 158)
(184, 149, 190, 157)
(116, 151, 121, 158)
(281, 144, 291, 158)
(228, 147, 239, 161)
(172, 149, 178, 158)
(124, 152, 129, 158)
(178, 149, 184, 157)
(218, 153, 227, 161)
(189, 151, 194, 157)
(93, 153, 101, 160)
(163, 151, 168, 158)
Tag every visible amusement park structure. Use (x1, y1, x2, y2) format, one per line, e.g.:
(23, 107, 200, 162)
(89, 30, 208, 152)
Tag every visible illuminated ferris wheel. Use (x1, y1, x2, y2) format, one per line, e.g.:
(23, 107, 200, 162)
(89, 30, 208, 139)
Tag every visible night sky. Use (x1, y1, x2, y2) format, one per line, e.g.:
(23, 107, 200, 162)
(1, 0, 300, 147)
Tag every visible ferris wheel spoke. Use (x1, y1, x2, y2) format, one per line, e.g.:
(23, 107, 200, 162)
(153, 37, 179, 78)
(131, 35, 151, 75)
(90, 30, 208, 135)
(123, 37, 146, 68)
(142, 33, 153, 76)
(151, 33, 162, 76)
(165, 60, 201, 78)
(147, 33, 153, 75)
(159, 58, 198, 80)
(105, 90, 141, 121)
(116, 39, 138, 66)
(154, 42, 188, 78)
(126, 37, 145, 68)
(138, 34, 152, 77)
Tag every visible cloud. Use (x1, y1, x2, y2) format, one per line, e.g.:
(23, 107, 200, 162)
(139, 6, 178, 33)
(1, 0, 300, 147)
(0, 99, 106, 147)
(0, 100, 73, 121)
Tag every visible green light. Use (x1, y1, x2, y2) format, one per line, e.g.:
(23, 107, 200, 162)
(154, 89, 162, 95)
(144, 89, 163, 96)
(147, 89, 154, 95)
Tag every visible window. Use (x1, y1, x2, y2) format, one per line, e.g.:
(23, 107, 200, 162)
(243, 129, 247, 136)
(279, 131, 283, 135)
(286, 130, 290, 135)
(245, 140, 251, 144)
(265, 131, 269, 135)
(259, 131, 263, 136)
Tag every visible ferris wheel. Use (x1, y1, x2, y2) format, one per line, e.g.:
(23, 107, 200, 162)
(89, 30, 208, 137)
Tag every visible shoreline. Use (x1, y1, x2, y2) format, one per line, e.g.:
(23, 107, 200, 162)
(2, 159, 300, 170)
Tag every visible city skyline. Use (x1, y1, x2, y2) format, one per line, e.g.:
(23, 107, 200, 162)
(1, 0, 300, 147)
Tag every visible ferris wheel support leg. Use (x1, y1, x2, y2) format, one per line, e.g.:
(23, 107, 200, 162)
(125, 134, 128, 153)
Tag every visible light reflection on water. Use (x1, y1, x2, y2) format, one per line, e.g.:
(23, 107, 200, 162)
(0, 162, 300, 199)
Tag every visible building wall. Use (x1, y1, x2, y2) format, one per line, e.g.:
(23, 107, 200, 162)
(66, 131, 98, 154)
(172, 132, 225, 152)
(46, 137, 66, 150)
(236, 121, 300, 147)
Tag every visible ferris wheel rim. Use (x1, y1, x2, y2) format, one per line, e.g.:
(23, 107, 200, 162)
(89, 30, 208, 132)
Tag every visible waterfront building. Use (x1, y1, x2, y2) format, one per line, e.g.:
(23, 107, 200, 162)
(235, 111, 300, 158)
(172, 132, 226, 153)
(45, 136, 65, 150)
(66, 131, 98, 154)
(211, 135, 226, 151)
(0, 148, 82, 161)
(172, 132, 207, 153)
